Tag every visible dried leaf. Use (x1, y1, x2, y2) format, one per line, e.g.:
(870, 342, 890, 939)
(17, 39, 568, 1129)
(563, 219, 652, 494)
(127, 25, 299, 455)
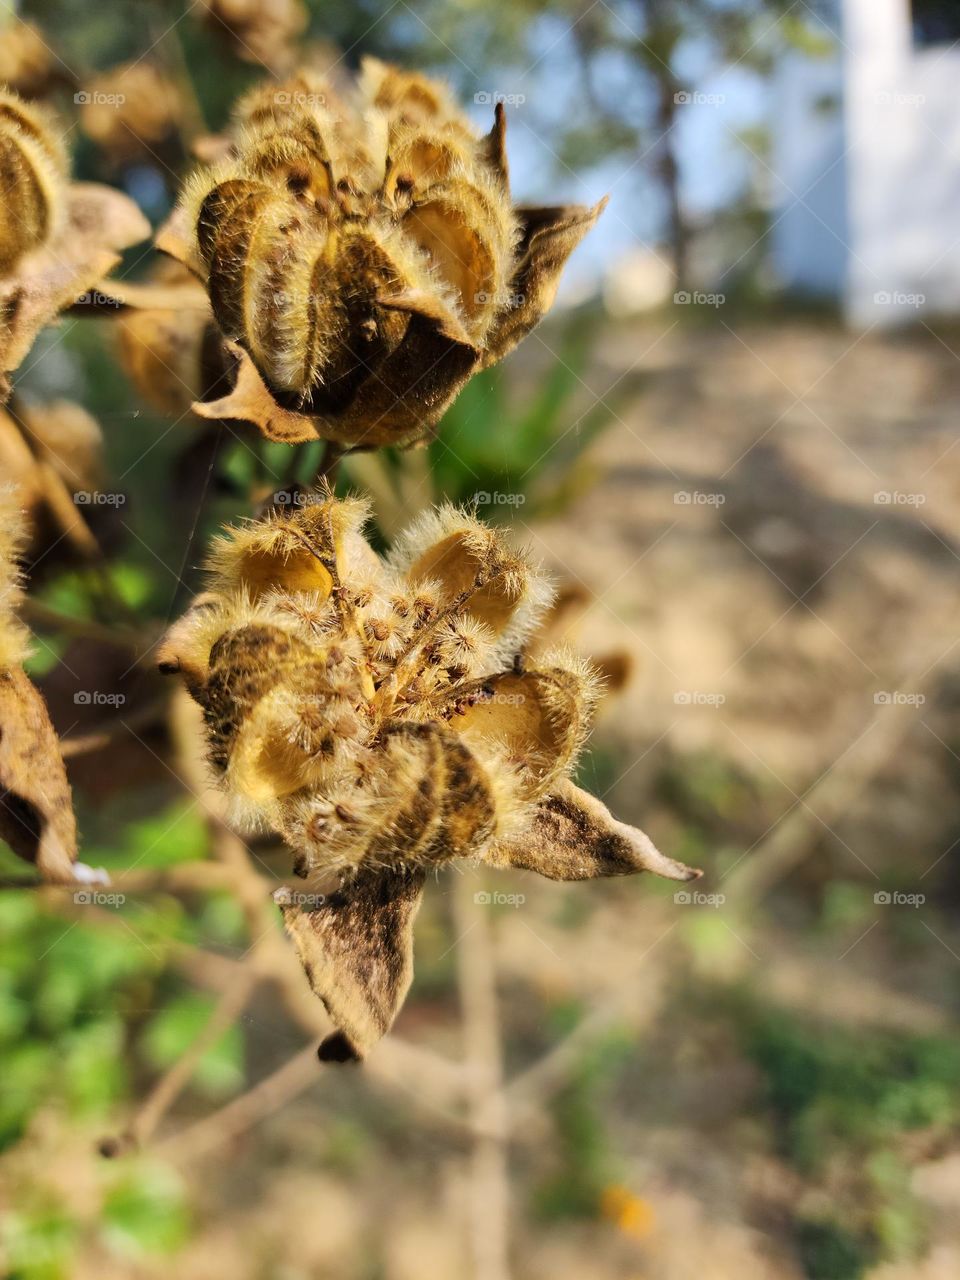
(276, 864, 425, 1060)
(485, 777, 702, 882)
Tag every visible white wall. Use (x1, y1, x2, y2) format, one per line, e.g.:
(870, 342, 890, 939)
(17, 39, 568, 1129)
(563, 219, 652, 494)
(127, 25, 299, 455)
(774, 0, 960, 326)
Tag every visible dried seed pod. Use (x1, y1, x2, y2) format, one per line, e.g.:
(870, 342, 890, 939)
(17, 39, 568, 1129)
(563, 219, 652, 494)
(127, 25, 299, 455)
(0, 21, 70, 99)
(0, 90, 67, 273)
(158, 60, 602, 446)
(198, 0, 309, 70)
(161, 496, 701, 1059)
(80, 63, 182, 161)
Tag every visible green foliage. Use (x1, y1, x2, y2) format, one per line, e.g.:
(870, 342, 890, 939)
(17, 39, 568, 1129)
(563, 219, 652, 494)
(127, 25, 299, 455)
(532, 1026, 635, 1221)
(428, 314, 625, 518)
(140, 993, 244, 1098)
(731, 993, 960, 1274)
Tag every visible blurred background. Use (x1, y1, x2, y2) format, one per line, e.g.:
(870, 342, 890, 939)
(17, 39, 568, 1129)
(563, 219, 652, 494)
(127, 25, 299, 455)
(2, 0, 960, 1277)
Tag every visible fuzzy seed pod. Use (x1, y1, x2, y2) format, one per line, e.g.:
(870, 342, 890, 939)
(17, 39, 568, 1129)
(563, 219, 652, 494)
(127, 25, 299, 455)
(160, 496, 701, 1059)
(0, 21, 69, 99)
(0, 89, 67, 273)
(160, 59, 605, 447)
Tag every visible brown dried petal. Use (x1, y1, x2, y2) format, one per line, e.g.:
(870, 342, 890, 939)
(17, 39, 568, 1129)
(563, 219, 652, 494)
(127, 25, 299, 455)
(277, 863, 426, 1061)
(485, 778, 701, 882)
(0, 664, 78, 881)
(482, 198, 608, 368)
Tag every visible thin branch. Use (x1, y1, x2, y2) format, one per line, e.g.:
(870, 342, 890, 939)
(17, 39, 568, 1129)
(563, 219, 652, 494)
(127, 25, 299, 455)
(453, 871, 511, 1280)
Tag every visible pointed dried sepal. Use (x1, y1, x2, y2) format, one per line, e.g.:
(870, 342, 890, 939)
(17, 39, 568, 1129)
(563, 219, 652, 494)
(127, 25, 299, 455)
(191, 342, 322, 444)
(276, 863, 426, 1060)
(483, 198, 609, 368)
(484, 778, 702, 882)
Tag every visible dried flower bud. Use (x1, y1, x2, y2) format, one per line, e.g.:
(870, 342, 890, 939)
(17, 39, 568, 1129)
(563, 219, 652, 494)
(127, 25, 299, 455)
(159, 59, 605, 447)
(161, 496, 700, 1057)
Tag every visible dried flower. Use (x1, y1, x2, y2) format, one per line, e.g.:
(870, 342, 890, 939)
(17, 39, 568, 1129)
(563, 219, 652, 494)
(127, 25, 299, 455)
(157, 60, 605, 448)
(159, 495, 699, 1059)
(0, 88, 149, 394)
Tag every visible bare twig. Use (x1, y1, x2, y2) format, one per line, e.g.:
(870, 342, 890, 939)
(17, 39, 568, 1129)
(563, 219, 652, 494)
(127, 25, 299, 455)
(453, 870, 511, 1280)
